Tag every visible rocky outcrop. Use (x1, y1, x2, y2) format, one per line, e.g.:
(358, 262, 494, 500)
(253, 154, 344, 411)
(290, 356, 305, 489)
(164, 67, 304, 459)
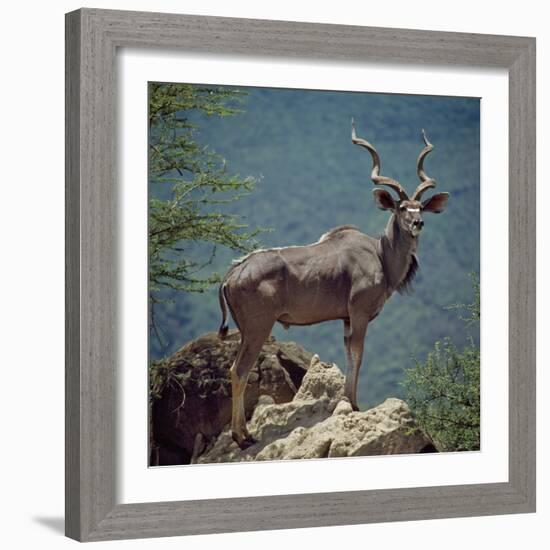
(198, 356, 436, 463)
(150, 330, 313, 465)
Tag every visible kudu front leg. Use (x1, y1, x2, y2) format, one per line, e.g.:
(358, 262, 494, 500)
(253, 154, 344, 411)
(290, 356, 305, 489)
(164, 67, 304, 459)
(343, 318, 368, 411)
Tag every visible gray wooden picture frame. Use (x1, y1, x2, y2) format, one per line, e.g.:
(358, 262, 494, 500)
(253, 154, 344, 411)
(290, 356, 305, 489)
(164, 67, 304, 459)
(65, 8, 536, 542)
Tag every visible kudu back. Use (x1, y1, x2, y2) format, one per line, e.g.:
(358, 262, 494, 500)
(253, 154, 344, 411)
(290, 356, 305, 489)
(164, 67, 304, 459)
(218, 120, 449, 448)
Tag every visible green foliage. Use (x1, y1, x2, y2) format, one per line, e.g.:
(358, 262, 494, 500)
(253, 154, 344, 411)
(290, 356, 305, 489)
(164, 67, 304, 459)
(445, 272, 480, 326)
(402, 277, 480, 451)
(148, 83, 265, 349)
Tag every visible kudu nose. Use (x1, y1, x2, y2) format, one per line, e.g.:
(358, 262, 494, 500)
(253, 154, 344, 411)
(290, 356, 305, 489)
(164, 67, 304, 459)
(413, 219, 424, 229)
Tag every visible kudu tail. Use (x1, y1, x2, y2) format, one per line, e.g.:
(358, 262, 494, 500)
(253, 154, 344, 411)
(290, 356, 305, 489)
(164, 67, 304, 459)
(218, 283, 229, 340)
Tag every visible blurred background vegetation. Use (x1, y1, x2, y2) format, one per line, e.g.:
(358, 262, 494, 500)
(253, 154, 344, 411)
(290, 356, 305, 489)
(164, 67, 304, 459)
(149, 82, 480, 409)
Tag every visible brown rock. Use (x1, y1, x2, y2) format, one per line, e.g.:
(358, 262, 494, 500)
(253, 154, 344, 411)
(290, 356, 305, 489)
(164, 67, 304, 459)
(150, 330, 312, 465)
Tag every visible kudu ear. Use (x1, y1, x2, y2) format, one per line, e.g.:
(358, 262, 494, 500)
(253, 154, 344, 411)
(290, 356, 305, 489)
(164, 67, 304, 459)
(372, 189, 396, 211)
(421, 192, 449, 214)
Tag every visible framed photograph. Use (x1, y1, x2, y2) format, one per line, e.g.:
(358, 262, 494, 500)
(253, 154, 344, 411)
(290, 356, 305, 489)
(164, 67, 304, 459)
(65, 8, 535, 542)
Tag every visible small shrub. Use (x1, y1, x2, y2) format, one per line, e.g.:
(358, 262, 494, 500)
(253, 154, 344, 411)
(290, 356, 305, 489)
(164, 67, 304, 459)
(402, 275, 480, 452)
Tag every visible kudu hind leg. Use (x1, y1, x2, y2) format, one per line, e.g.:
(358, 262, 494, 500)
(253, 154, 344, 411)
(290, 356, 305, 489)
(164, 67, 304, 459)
(230, 327, 272, 448)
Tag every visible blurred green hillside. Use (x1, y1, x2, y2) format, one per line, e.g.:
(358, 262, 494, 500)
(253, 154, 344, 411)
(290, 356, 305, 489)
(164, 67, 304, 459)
(149, 84, 480, 408)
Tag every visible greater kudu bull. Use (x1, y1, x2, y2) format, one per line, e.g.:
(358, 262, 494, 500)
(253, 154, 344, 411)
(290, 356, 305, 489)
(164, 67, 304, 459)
(218, 120, 449, 448)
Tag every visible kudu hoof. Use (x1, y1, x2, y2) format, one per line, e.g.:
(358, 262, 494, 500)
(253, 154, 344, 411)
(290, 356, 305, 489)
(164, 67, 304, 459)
(231, 431, 256, 450)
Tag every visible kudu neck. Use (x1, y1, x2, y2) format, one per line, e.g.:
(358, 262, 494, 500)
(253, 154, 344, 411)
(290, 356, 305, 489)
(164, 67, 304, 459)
(379, 214, 418, 293)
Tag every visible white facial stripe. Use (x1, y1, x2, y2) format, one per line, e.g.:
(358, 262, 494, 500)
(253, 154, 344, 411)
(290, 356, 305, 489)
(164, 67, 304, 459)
(407, 208, 420, 212)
